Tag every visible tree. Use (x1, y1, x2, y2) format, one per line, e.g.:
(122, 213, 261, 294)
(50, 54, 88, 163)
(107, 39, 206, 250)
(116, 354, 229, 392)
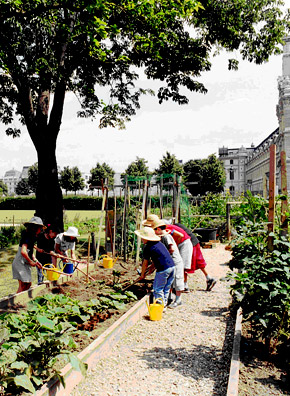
(0, 180, 8, 196)
(89, 163, 115, 193)
(0, 1, 288, 228)
(15, 179, 30, 196)
(184, 154, 226, 196)
(27, 163, 39, 194)
(121, 157, 151, 191)
(59, 166, 85, 195)
(59, 167, 73, 195)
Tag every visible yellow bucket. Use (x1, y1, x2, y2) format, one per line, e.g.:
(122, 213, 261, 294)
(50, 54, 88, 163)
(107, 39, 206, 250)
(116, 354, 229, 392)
(101, 254, 117, 269)
(42, 263, 61, 281)
(146, 298, 164, 321)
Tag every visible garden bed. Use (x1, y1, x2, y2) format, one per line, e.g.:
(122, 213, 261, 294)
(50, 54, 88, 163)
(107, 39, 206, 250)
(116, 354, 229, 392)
(0, 259, 153, 395)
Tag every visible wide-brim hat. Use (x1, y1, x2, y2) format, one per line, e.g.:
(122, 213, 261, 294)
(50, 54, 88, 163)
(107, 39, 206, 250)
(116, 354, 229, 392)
(134, 227, 160, 241)
(142, 214, 160, 227)
(63, 226, 80, 237)
(23, 216, 46, 229)
(152, 219, 167, 229)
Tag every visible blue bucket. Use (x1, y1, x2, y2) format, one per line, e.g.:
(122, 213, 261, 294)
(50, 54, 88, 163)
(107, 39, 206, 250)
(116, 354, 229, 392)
(63, 262, 74, 274)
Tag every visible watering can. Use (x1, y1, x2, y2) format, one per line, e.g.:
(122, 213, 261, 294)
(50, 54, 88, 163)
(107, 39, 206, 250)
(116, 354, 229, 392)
(146, 298, 164, 321)
(42, 263, 61, 281)
(59, 260, 74, 274)
(100, 254, 117, 269)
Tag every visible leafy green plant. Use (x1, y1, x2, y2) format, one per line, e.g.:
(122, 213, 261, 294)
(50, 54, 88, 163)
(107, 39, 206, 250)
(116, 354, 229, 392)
(0, 290, 137, 395)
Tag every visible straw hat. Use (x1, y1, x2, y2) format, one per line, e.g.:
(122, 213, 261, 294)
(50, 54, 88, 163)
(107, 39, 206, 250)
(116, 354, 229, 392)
(142, 214, 160, 226)
(151, 218, 167, 229)
(134, 227, 160, 241)
(23, 216, 46, 228)
(63, 226, 80, 237)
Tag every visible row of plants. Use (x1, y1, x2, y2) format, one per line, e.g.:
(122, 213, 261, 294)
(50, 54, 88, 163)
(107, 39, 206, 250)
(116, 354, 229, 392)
(228, 192, 290, 378)
(0, 289, 137, 395)
(0, 227, 22, 249)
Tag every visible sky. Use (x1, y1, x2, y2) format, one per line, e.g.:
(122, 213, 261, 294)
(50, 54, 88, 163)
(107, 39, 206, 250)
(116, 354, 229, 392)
(0, 49, 284, 179)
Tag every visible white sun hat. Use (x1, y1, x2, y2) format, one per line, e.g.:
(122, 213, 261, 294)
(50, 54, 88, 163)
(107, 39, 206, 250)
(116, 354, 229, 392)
(134, 226, 160, 241)
(63, 226, 80, 237)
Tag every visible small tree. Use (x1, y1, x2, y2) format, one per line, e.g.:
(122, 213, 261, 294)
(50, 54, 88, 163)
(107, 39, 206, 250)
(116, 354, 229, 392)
(184, 154, 226, 196)
(89, 163, 115, 194)
(59, 167, 74, 195)
(28, 163, 39, 194)
(15, 179, 30, 196)
(155, 152, 183, 191)
(121, 157, 151, 192)
(71, 167, 85, 195)
(0, 180, 8, 196)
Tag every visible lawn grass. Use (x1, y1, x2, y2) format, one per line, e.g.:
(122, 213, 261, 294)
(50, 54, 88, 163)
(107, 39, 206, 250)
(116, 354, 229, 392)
(0, 210, 101, 224)
(0, 244, 38, 299)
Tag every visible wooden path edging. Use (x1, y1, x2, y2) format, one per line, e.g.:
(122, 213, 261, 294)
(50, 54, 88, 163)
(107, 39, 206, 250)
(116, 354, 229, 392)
(226, 307, 242, 396)
(34, 293, 150, 396)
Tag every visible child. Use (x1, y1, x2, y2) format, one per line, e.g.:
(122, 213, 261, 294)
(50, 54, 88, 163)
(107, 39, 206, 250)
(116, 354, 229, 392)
(175, 222, 217, 291)
(35, 224, 59, 284)
(12, 216, 45, 294)
(134, 227, 175, 307)
(152, 219, 185, 308)
(55, 226, 79, 263)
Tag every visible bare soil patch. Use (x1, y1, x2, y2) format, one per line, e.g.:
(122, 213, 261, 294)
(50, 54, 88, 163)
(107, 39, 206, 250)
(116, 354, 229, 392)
(239, 322, 290, 396)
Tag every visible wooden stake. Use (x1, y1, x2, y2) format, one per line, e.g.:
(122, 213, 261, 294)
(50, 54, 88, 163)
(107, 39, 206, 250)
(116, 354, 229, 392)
(87, 234, 91, 283)
(95, 185, 107, 268)
(267, 144, 276, 251)
(280, 150, 288, 236)
(136, 180, 147, 265)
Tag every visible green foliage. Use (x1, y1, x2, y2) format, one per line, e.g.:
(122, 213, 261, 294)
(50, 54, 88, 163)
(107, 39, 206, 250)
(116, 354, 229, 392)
(0, 181, 8, 196)
(0, 0, 288, 227)
(183, 154, 226, 196)
(228, 193, 290, 356)
(89, 163, 115, 190)
(121, 157, 151, 190)
(15, 179, 31, 196)
(0, 226, 22, 249)
(28, 163, 39, 194)
(59, 166, 86, 195)
(0, 290, 137, 394)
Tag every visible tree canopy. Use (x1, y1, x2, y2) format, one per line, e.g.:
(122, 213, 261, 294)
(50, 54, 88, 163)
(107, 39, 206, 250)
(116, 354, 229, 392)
(0, 0, 289, 226)
(89, 163, 115, 191)
(59, 166, 85, 195)
(183, 154, 226, 196)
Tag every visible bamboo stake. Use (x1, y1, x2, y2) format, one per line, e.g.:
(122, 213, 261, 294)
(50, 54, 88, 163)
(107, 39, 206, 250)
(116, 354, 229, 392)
(87, 234, 91, 283)
(136, 181, 147, 265)
(113, 194, 116, 257)
(267, 144, 276, 251)
(95, 186, 107, 267)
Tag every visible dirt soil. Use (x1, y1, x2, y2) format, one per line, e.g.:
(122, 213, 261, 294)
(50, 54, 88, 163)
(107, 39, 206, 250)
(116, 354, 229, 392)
(37, 258, 153, 351)
(238, 321, 290, 396)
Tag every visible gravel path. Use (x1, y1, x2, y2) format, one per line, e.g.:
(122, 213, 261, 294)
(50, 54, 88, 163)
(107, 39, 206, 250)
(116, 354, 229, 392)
(72, 244, 233, 396)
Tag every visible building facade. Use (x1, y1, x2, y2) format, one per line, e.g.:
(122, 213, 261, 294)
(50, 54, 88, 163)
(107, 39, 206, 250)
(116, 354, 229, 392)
(219, 36, 290, 197)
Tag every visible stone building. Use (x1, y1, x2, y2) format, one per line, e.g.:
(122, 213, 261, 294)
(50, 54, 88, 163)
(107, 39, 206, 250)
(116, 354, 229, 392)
(3, 169, 21, 195)
(219, 36, 290, 196)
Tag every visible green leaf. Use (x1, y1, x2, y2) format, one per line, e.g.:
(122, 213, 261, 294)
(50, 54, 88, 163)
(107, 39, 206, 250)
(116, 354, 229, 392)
(37, 315, 55, 330)
(68, 354, 88, 376)
(14, 374, 35, 393)
(11, 361, 29, 370)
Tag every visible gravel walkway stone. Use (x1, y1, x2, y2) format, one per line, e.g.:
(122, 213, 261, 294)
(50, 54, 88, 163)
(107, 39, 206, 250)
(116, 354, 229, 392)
(72, 244, 233, 396)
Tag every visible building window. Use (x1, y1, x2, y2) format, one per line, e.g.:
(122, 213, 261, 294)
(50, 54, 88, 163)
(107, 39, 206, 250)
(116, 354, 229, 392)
(229, 185, 235, 195)
(230, 170, 234, 180)
(230, 159, 234, 164)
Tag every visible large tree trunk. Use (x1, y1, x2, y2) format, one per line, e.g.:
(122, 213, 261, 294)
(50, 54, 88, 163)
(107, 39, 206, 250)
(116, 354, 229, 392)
(30, 127, 63, 230)
(35, 140, 63, 231)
